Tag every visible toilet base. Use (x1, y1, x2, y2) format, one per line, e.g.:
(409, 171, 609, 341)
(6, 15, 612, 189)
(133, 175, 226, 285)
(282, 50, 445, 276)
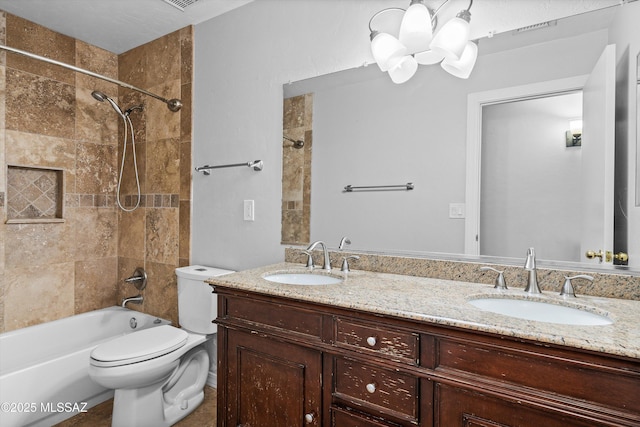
(110, 346, 209, 427)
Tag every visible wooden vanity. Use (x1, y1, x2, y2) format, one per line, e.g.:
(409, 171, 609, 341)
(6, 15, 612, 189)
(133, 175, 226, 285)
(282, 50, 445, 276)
(209, 263, 640, 427)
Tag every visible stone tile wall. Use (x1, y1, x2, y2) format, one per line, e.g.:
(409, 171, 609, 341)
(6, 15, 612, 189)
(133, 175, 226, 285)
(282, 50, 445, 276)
(281, 93, 312, 245)
(0, 12, 193, 332)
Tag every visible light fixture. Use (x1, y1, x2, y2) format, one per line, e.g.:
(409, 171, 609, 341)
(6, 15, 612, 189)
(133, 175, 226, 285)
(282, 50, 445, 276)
(566, 119, 582, 147)
(368, 0, 476, 84)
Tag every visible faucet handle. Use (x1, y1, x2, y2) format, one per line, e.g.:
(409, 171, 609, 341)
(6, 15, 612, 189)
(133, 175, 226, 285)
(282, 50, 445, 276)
(480, 266, 508, 290)
(560, 274, 593, 298)
(298, 249, 314, 268)
(341, 255, 360, 273)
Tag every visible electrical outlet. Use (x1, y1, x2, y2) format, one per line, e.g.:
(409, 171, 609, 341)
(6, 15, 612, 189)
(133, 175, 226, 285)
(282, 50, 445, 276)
(243, 200, 255, 221)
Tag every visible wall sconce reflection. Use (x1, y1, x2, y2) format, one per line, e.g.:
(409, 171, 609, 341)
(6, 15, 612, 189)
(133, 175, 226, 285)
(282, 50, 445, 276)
(566, 119, 582, 147)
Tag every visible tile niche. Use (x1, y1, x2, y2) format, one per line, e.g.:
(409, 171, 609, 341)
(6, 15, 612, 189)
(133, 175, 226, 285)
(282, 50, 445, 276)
(6, 165, 64, 223)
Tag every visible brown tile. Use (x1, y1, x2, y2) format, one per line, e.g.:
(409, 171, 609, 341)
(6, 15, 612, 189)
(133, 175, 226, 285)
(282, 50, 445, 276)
(145, 80, 181, 141)
(5, 129, 75, 169)
(180, 140, 191, 200)
(5, 68, 75, 138)
(283, 95, 306, 129)
(146, 207, 179, 265)
(74, 258, 118, 314)
(143, 31, 181, 88)
(146, 138, 180, 194)
(6, 14, 75, 85)
(73, 207, 118, 259)
(76, 141, 117, 194)
(117, 46, 146, 88)
(145, 261, 179, 325)
(75, 87, 119, 145)
(179, 200, 190, 260)
(180, 82, 192, 140)
(5, 220, 75, 268)
(179, 26, 193, 84)
(118, 140, 146, 196)
(4, 263, 75, 331)
(118, 207, 146, 260)
(75, 40, 118, 90)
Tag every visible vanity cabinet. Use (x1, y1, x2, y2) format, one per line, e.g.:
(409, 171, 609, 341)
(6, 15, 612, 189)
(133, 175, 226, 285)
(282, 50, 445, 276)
(214, 287, 640, 427)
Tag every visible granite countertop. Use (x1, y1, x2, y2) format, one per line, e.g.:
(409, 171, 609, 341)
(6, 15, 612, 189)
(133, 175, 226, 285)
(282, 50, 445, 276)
(207, 262, 640, 360)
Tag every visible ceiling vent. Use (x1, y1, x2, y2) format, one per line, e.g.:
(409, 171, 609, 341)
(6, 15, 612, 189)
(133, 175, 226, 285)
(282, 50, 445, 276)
(162, 0, 199, 11)
(512, 20, 557, 34)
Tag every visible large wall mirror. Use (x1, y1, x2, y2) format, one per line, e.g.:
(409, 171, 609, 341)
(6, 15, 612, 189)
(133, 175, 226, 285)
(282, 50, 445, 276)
(637, 50, 640, 206)
(283, 5, 635, 272)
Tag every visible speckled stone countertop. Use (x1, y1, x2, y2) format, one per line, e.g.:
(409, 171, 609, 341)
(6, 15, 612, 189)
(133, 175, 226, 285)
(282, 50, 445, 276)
(208, 262, 640, 360)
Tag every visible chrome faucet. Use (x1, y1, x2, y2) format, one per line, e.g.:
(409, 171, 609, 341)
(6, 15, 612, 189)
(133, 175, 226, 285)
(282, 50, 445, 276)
(307, 240, 331, 271)
(122, 295, 143, 308)
(524, 247, 541, 294)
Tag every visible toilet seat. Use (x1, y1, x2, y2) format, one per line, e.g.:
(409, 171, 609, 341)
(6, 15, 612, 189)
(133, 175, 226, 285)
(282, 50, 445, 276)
(91, 325, 188, 368)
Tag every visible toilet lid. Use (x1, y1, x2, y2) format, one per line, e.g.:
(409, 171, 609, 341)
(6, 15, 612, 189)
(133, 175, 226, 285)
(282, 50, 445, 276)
(90, 325, 188, 367)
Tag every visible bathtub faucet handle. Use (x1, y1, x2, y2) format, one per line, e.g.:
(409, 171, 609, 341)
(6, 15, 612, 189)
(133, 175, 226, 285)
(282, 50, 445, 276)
(124, 267, 147, 291)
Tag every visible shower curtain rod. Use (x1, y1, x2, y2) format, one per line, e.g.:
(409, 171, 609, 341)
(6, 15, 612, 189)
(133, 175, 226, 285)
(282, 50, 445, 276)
(0, 44, 182, 112)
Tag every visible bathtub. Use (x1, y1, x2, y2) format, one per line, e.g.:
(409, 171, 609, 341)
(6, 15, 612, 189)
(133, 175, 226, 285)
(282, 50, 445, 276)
(0, 306, 170, 427)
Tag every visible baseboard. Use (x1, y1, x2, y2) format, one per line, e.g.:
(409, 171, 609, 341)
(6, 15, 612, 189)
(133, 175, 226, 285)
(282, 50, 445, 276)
(206, 370, 217, 388)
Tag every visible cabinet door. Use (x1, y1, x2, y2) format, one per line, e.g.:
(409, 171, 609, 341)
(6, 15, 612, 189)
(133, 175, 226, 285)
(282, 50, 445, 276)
(223, 329, 322, 427)
(436, 384, 601, 427)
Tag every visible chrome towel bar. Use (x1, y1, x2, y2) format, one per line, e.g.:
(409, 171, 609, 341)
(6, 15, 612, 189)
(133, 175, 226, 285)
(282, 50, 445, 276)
(195, 160, 263, 175)
(344, 183, 414, 192)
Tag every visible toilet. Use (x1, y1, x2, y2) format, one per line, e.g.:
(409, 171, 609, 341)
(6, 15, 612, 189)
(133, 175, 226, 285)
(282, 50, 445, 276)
(89, 265, 233, 427)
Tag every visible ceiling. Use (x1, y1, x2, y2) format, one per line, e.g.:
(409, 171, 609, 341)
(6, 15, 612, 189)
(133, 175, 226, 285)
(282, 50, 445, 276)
(0, 0, 627, 55)
(0, 0, 253, 54)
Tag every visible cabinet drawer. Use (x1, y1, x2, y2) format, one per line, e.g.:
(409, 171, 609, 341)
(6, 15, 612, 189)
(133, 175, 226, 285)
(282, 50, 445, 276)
(222, 295, 323, 339)
(331, 406, 402, 427)
(334, 357, 418, 422)
(335, 317, 419, 364)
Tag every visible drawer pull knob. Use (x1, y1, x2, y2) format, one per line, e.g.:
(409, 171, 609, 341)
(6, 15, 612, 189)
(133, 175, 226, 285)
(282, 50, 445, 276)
(366, 383, 377, 393)
(304, 413, 314, 423)
(366, 336, 377, 347)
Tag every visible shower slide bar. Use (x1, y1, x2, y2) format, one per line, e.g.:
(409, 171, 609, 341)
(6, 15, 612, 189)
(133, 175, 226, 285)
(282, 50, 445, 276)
(343, 183, 414, 192)
(195, 160, 264, 175)
(0, 44, 182, 112)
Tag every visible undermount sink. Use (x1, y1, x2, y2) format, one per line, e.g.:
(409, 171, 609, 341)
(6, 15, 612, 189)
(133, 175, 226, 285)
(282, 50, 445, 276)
(468, 297, 613, 326)
(263, 272, 343, 286)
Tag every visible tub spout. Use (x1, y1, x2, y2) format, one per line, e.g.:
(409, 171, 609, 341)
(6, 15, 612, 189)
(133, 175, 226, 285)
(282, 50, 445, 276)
(122, 295, 143, 308)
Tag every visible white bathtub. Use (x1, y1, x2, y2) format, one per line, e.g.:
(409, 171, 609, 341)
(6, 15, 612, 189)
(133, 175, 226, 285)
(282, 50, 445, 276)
(0, 306, 170, 427)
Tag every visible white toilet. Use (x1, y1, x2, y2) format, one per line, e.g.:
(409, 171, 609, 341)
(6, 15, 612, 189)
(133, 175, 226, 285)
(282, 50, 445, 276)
(89, 265, 233, 427)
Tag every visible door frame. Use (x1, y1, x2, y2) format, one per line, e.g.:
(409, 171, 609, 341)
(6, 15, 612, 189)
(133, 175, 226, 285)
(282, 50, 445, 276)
(464, 75, 589, 255)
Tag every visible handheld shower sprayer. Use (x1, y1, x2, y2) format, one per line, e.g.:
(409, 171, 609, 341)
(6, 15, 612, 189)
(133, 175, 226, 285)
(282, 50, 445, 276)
(91, 89, 144, 212)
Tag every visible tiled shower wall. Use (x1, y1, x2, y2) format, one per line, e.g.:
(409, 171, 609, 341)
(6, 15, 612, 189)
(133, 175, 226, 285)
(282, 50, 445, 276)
(0, 12, 193, 332)
(281, 93, 312, 245)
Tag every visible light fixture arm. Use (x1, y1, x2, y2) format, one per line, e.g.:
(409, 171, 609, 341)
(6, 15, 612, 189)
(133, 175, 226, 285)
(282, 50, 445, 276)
(368, 7, 406, 34)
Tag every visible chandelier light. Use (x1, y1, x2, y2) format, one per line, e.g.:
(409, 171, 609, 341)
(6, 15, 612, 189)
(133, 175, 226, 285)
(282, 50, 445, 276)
(369, 0, 477, 83)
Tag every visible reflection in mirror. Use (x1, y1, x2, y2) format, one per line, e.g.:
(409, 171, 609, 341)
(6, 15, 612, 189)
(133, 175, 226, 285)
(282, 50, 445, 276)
(637, 51, 640, 206)
(282, 5, 635, 272)
(480, 93, 583, 262)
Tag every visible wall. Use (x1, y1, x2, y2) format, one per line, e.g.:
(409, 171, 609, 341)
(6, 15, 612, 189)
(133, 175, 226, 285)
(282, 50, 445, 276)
(0, 13, 192, 332)
(116, 27, 193, 326)
(193, 0, 640, 272)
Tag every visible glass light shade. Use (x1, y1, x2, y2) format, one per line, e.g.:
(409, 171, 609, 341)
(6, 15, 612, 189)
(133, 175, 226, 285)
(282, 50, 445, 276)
(429, 13, 471, 61)
(441, 41, 478, 79)
(569, 119, 583, 135)
(371, 31, 407, 72)
(399, 1, 433, 54)
(414, 49, 445, 65)
(388, 55, 418, 84)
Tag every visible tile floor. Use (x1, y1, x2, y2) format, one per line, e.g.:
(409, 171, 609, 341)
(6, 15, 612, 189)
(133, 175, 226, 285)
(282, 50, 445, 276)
(54, 386, 217, 427)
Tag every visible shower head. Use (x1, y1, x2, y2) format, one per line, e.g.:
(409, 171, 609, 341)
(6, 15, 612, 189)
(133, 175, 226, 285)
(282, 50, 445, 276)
(91, 90, 108, 102)
(91, 90, 123, 116)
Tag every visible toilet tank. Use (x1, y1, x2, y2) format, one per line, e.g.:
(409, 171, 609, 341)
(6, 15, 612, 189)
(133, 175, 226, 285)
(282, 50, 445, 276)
(175, 265, 234, 334)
